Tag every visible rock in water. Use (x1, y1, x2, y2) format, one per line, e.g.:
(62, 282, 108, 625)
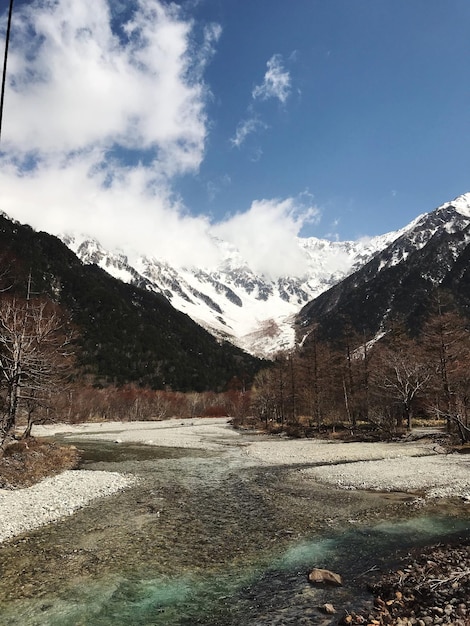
(308, 568, 343, 586)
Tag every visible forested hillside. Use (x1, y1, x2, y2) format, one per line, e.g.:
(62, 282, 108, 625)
(0, 214, 263, 392)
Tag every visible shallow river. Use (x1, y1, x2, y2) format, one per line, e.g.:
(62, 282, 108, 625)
(0, 436, 468, 625)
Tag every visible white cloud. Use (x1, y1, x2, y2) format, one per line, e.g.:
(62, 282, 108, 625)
(0, 0, 221, 266)
(252, 54, 291, 104)
(0, 150, 222, 267)
(3, 0, 211, 176)
(230, 117, 266, 148)
(213, 197, 320, 279)
(230, 53, 292, 149)
(0, 1, 319, 280)
(0, 150, 320, 277)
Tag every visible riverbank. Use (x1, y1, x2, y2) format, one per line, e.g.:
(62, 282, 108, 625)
(0, 470, 136, 543)
(344, 541, 470, 625)
(0, 418, 466, 548)
(35, 417, 470, 498)
(0, 419, 468, 625)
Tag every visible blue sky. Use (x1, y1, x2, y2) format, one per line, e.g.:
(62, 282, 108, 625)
(1, 0, 469, 274)
(189, 0, 470, 237)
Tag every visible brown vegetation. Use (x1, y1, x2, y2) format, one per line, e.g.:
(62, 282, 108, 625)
(246, 302, 470, 442)
(0, 286, 76, 451)
(0, 439, 81, 489)
(42, 381, 251, 424)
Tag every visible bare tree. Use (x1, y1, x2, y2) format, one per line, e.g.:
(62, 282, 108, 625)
(371, 340, 431, 431)
(298, 335, 346, 430)
(250, 367, 279, 426)
(421, 301, 470, 442)
(0, 294, 75, 448)
(422, 302, 470, 427)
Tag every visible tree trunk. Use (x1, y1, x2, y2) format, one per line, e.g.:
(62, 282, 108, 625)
(1, 372, 21, 448)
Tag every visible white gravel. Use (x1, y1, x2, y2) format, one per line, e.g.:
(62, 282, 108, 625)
(1, 419, 467, 545)
(33, 417, 240, 450)
(300, 454, 470, 499)
(0, 470, 135, 544)
(246, 437, 470, 500)
(245, 439, 436, 465)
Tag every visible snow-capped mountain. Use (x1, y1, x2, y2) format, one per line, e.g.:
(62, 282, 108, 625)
(61, 226, 408, 358)
(0, 212, 261, 390)
(297, 192, 470, 346)
(62, 193, 470, 357)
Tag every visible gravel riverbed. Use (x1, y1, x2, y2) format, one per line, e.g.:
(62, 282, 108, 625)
(0, 418, 467, 547)
(0, 470, 135, 543)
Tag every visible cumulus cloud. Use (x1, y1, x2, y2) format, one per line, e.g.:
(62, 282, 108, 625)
(214, 197, 319, 279)
(0, 0, 220, 262)
(0, 1, 318, 280)
(0, 149, 320, 277)
(0, 151, 223, 268)
(3, 0, 212, 175)
(252, 54, 291, 104)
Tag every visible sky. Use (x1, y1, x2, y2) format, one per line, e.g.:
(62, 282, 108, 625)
(0, 0, 470, 277)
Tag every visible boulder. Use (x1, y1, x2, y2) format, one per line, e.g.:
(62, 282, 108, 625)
(308, 568, 343, 586)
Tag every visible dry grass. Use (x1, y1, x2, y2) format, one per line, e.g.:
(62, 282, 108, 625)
(0, 439, 81, 489)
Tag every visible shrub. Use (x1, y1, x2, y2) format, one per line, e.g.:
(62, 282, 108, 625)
(0, 440, 81, 488)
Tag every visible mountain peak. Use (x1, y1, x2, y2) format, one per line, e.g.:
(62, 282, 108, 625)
(60, 227, 400, 357)
(297, 192, 470, 346)
(442, 192, 470, 218)
(57, 192, 470, 358)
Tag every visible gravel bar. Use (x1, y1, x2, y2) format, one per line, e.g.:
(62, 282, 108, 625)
(12, 419, 466, 549)
(0, 470, 135, 544)
(301, 454, 470, 499)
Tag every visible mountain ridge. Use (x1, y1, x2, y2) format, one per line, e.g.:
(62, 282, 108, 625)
(296, 193, 470, 346)
(0, 213, 262, 391)
(61, 221, 409, 357)
(5, 192, 470, 360)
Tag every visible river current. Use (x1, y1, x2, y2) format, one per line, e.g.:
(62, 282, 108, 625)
(0, 436, 468, 625)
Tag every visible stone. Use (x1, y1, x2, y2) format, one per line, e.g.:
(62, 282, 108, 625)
(318, 603, 336, 615)
(308, 567, 343, 586)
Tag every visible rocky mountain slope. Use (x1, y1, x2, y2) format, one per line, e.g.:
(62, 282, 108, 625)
(61, 226, 406, 357)
(296, 193, 470, 346)
(0, 194, 470, 366)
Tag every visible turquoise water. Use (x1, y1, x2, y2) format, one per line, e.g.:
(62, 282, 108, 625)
(1, 515, 468, 626)
(0, 440, 468, 625)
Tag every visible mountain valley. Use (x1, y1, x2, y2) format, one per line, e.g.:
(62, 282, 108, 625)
(61, 220, 405, 357)
(60, 193, 470, 357)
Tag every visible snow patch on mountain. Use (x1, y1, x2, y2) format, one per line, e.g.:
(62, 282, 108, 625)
(442, 192, 470, 218)
(60, 229, 402, 357)
(61, 193, 470, 357)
